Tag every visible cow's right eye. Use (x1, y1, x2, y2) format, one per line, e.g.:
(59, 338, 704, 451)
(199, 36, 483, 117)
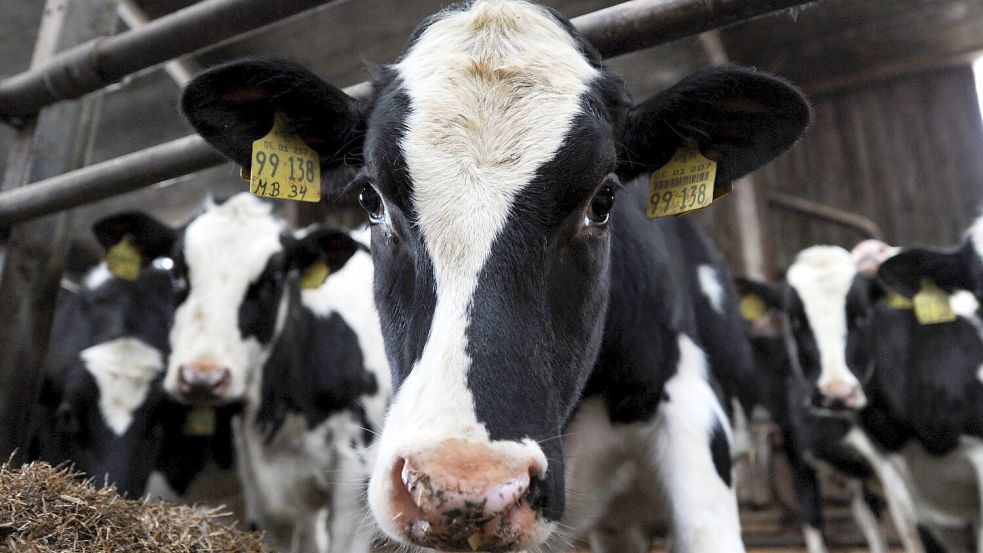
(358, 184, 386, 225)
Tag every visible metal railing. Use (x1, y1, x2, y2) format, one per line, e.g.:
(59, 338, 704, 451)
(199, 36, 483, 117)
(0, 0, 817, 226)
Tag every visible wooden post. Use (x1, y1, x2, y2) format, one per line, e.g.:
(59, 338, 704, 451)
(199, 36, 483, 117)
(699, 30, 774, 279)
(0, 0, 117, 460)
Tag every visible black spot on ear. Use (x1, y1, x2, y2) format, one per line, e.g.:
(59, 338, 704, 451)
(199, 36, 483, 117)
(710, 421, 732, 487)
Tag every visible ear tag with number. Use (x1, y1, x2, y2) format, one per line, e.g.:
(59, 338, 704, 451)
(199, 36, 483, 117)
(740, 294, 767, 323)
(300, 258, 331, 290)
(106, 234, 141, 281)
(182, 407, 217, 437)
(250, 112, 321, 203)
(646, 145, 718, 218)
(913, 279, 957, 325)
(886, 290, 913, 310)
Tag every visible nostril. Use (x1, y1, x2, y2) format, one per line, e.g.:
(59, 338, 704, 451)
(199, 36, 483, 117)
(212, 368, 231, 391)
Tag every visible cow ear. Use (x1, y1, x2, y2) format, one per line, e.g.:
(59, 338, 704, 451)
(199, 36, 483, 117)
(878, 246, 974, 297)
(181, 58, 364, 172)
(618, 66, 811, 186)
(734, 276, 784, 310)
(92, 212, 177, 264)
(286, 228, 362, 286)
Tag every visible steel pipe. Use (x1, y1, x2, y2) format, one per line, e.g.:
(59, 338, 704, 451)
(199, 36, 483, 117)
(0, 0, 346, 119)
(0, 0, 819, 226)
(768, 191, 883, 240)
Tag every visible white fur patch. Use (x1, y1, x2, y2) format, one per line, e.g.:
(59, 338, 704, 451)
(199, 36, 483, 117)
(968, 215, 983, 259)
(786, 246, 866, 404)
(652, 334, 742, 553)
(698, 264, 725, 314)
(83, 263, 113, 290)
(802, 524, 828, 553)
(81, 337, 164, 436)
(164, 194, 287, 402)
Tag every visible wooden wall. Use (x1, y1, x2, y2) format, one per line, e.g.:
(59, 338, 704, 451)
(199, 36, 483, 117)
(702, 64, 983, 275)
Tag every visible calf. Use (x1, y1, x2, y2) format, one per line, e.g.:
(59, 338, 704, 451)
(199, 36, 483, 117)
(737, 276, 893, 553)
(180, 2, 810, 550)
(869, 230, 983, 553)
(122, 194, 389, 553)
(31, 214, 237, 503)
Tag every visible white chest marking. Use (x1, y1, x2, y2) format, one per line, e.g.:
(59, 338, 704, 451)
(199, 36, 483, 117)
(698, 264, 725, 314)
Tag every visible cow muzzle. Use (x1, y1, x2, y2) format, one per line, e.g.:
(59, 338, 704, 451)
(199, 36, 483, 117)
(175, 359, 231, 404)
(814, 378, 867, 411)
(387, 439, 544, 552)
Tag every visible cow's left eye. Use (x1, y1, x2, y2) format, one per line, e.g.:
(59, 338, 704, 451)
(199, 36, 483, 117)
(585, 182, 617, 227)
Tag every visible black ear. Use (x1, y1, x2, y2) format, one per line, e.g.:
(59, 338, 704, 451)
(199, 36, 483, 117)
(92, 212, 177, 264)
(181, 58, 364, 171)
(878, 245, 975, 297)
(734, 276, 784, 310)
(619, 66, 811, 186)
(287, 228, 362, 275)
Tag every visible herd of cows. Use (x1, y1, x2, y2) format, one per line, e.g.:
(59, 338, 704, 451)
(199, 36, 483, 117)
(15, 1, 983, 553)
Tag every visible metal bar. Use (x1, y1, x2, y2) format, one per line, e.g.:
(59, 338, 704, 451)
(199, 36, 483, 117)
(768, 192, 883, 240)
(0, 0, 818, 225)
(116, 0, 199, 87)
(0, 0, 118, 461)
(0, 0, 346, 119)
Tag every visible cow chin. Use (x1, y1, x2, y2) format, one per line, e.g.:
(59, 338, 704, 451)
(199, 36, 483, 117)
(368, 437, 556, 552)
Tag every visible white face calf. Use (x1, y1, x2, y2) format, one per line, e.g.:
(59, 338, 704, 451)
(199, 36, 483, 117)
(181, 1, 810, 549)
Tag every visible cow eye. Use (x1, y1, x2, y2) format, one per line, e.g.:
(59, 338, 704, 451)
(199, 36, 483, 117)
(358, 184, 386, 225)
(585, 181, 617, 227)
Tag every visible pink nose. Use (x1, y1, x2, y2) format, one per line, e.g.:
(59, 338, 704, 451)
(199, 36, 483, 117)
(819, 380, 864, 409)
(178, 360, 230, 401)
(389, 439, 541, 551)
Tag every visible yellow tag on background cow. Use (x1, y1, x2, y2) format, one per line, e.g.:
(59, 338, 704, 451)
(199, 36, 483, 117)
(106, 235, 141, 281)
(182, 407, 217, 437)
(300, 258, 331, 290)
(740, 294, 768, 322)
(249, 112, 321, 203)
(646, 146, 717, 218)
(913, 280, 957, 325)
(886, 290, 913, 310)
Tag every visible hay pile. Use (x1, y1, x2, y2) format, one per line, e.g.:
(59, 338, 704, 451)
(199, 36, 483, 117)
(0, 461, 271, 552)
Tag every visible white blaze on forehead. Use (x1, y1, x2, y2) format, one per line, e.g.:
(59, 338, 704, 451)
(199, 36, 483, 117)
(81, 337, 164, 436)
(786, 246, 863, 392)
(392, 0, 595, 438)
(165, 194, 286, 400)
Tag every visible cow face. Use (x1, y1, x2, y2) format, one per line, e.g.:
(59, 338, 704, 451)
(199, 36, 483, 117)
(776, 246, 888, 411)
(181, 2, 809, 549)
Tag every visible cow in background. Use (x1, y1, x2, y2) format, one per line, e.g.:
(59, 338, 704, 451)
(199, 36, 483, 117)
(179, 1, 811, 550)
(737, 275, 894, 553)
(30, 213, 238, 506)
(113, 194, 389, 553)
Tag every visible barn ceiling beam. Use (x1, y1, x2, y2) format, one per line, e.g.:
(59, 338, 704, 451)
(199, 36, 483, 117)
(0, 0, 348, 122)
(0, 0, 818, 226)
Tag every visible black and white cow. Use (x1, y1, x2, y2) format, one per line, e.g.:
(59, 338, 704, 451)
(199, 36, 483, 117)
(125, 194, 389, 553)
(180, 2, 810, 551)
(737, 276, 897, 553)
(31, 213, 238, 504)
(865, 229, 983, 553)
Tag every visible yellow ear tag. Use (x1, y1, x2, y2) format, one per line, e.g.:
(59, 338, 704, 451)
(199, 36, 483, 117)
(646, 145, 717, 218)
(105, 234, 141, 281)
(249, 112, 321, 203)
(182, 407, 217, 437)
(913, 279, 957, 325)
(300, 258, 331, 290)
(886, 290, 913, 310)
(739, 294, 767, 323)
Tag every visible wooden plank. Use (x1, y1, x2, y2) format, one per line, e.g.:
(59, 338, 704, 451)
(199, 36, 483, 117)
(0, 0, 117, 460)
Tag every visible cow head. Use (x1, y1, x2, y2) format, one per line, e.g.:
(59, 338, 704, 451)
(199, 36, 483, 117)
(181, 1, 809, 549)
(99, 196, 359, 406)
(34, 214, 177, 497)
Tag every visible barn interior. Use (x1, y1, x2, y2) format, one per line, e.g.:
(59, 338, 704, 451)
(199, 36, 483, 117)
(1, 0, 983, 551)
